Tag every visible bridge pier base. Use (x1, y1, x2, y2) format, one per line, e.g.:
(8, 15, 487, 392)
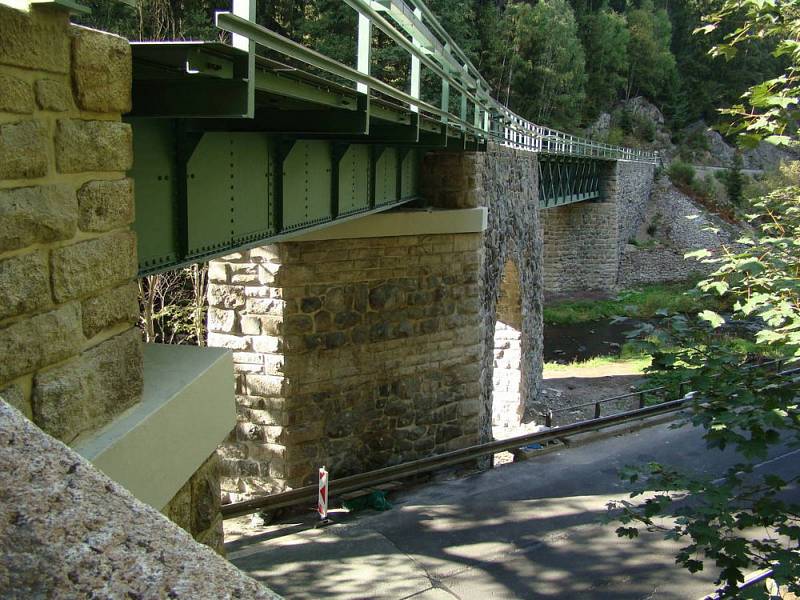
(209, 212, 486, 499)
(422, 146, 544, 440)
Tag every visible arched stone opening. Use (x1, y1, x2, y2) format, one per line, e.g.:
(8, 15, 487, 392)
(492, 259, 524, 430)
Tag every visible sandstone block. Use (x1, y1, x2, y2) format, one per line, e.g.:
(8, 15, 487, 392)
(207, 332, 250, 351)
(208, 307, 236, 334)
(0, 185, 77, 252)
(208, 284, 245, 310)
(81, 282, 139, 339)
(0, 120, 48, 179)
(245, 374, 283, 398)
(252, 336, 280, 354)
(0, 4, 70, 73)
(0, 303, 83, 385)
(208, 262, 229, 284)
(240, 315, 261, 336)
(32, 327, 143, 442)
(34, 78, 72, 111)
(0, 251, 51, 320)
(0, 382, 29, 417)
(77, 178, 134, 232)
(55, 119, 133, 173)
(0, 73, 34, 114)
(71, 26, 132, 113)
(50, 231, 137, 302)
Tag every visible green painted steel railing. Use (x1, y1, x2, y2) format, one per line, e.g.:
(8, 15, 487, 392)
(216, 0, 658, 164)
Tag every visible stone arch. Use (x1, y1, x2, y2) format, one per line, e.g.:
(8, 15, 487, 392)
(421, 146, 544, 442)
(492, 258, 524, 429)
(473, 146, 544, 443)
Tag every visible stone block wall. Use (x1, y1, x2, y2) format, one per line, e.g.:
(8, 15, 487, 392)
(0, 3, 224, 555)
(493, 259, 524, 427)
(541, 200, 619, 294)
(0, 4, 141, 444)
(209, 234, 483, 499)
(422, 146, 543, 438)
(541, 160, 656, 295)
(613, 160, 656, 256)
(162, 452, 225, 553)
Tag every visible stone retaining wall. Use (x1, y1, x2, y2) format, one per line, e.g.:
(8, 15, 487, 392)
(0, 3, 223, 554)
(618, 177, 742, 287)
(0, 3, 141, 445)
(210, 234, 483, 499)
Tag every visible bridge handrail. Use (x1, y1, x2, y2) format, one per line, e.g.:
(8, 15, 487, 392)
(217, 0, 658, 163)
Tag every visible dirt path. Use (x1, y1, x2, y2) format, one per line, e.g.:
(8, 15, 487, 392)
(493, 360, 649, 451)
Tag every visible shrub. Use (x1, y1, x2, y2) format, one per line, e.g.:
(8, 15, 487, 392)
(637, 118, 656, 142)
(667, 161, 696, 187)
(606, 127, 625, 146)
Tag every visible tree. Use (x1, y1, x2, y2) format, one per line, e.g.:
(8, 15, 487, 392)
(625, 0, 677, 102)
(697, 0, 800, 150)
(581, 5, 630, 119)
(501, 0, 587, 128)
(613, 3, 800, 595)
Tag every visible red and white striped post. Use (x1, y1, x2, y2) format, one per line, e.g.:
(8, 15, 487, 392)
(317, 466, 329, 520)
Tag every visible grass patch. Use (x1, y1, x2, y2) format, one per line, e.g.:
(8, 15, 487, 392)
(545, 342, 651, 374)
(543, 281, 723, 325)
(544, 354, 652, 374)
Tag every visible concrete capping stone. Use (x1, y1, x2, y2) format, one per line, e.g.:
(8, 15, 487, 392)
(74, 343, 235, 512)
(284, 208, 487, 242)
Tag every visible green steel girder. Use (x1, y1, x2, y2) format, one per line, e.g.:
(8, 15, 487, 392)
(538, 154, 609, 209)
(128, 117, 421, 275)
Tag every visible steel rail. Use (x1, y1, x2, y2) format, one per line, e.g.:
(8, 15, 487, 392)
(341, 0, 486, 111)
(216, 1, 659, 164)
(215, 12, 488, 139)
(221, 396, 689, 519)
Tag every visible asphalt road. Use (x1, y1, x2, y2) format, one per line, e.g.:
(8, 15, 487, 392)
(228, 419, 799, 600)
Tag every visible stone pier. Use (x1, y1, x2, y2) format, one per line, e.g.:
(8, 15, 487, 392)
(209, 211, 486, 499)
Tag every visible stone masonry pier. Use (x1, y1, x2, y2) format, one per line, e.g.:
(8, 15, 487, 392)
(209, 211, 485, 499)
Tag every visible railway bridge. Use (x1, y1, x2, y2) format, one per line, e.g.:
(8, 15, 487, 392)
(0, 0, 655, 566)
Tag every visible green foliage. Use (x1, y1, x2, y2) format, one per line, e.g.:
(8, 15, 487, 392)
(698, 0, 800, 150)
(501, 0, 587, 128)
(725, 152, 745, 206)
(625, 1, 677, 102)
(73, 0, 787, 135)
(613, 182, 800, 594)
(607, 126, 625, 146)
(138, 264, 208, 346)
(543, 281, 717, 326)
(581, 7, 630, 119)
(667, 161, 696, 188)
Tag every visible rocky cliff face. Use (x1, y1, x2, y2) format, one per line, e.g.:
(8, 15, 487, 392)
(618, 177, 746, 287)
